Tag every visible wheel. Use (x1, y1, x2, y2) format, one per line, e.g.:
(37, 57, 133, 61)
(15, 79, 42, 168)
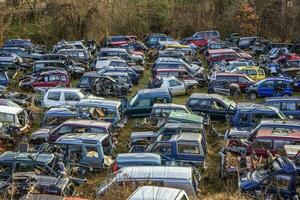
(249, 92, 257, 100)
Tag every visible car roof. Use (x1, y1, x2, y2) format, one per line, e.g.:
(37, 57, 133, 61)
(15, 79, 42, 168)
(215, 72, 248, 77)
(116, 153, 161, 163)
(61, 119, 111, 128)
(128, 186, 184, 200)
(236, 66, 261, 70)
(77, 98, 120, 108)
(116, 166, 193, 181)
(81, 71, 102, 78)
(56, 133, 108, 144)
(136, 88, 170, 97)
(264, 77, 293, 82)
(35, 60, 64, 63)
(168, 112, 203, 123)
(0, 105, 23, 115)
(39, 70, 68, 76)
(0, 151, 55, 164)
(164, 122, 203, 129)
(236, 103, 279, 112)
(257, 128, 300, 139)
(259, 119, 300, 126)
(46, 88, 82, 93)
(100, 48, 126, 52)
(153, 103, 187, 109)
(208, 49, 236, 54)
(45, 107, 79, 117)
(171, 132, 202, 142)
(189, 93, 224, 100)
(156, 68, 188, 72)
(265, 97, 300, 102)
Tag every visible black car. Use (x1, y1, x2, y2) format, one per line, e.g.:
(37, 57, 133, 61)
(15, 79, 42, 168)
(186, 93, 236, 121)
(91, 76, 130, 97)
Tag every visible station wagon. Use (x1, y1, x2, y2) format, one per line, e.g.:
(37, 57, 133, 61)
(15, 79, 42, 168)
(123, 88, 172, 117)
(186, 93, 236, 121)
(264, 97, 300, 119)
(231, 103, 286, 129)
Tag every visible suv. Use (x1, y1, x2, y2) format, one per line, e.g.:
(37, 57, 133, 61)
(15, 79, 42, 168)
(264, 97, 300, 119)
(53, 132, 113, 170)
(210, 73, 254, 93)
(186, 93, 236, 121)
(123, 88, 172, 117)
(181, 30, 220, 48)
(33, 60, 85, 75)
(42, 88, 86, 108)
(231, 103, 286, 129)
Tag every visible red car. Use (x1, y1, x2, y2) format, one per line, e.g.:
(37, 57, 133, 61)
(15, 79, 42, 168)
(107, 36, 132, 47)
(205, 49, 241, 65)
(182, 30, 220, 47)
(31, 70, 70, 90)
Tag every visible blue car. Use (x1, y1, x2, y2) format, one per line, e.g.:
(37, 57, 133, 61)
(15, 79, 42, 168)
(0, 71, 9, 86)
(247, 77, 293, 100)
(264, 96, 300, 119)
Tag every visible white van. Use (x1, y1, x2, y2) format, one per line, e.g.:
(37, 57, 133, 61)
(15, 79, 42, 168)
(128, 186, 189, 200)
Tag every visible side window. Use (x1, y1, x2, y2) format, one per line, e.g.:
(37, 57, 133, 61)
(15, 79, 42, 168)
(134, 99, 152, 108)
(47, 92, 61, 101)
(60, 74, 67, 82)
(188, 99, 200, 106)
(270, 175, 292, 190)
(154, 97, 168, 103)
(85, 146, 99, 158)
(152, 142, 172, 156)
(282, 102, 296, 111)
(169, 79, 182, 87)
(49, 74, 60, 81)
(53, 125, 73, 135)
(252, 113, 265, 124)
(258, 70, 264, 75)
(268, 102, 281, 109)
(65, 93, 80, 101)
(239, 113, 249, 123)
(199, 100, 211, 109)
(239, 77, 249, 83)
(262, 80, 274, 87)
(252, 139, 272, 150)
(247, 70, 257, 76)
(297, 102, 300, 110)
(178, 143, 200, 154)
(211, 101, 226, 110)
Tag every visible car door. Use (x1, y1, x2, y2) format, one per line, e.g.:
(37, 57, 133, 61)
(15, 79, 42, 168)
(168, 79, 185, 96)
(259, 80, 275, 97)
(210, 99, 228, 121)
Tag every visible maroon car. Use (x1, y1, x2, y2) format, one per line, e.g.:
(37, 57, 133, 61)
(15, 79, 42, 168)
(107, 36, 132, 47)
(205, 49, 241, 65)
(31, 70, 70, 90)
(46, 120, 113, 142)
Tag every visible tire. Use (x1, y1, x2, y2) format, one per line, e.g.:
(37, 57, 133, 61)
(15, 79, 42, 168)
(249, 92, 257, 100)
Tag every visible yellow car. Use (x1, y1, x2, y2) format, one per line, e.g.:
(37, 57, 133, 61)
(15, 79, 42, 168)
(231, 66, 266, 82)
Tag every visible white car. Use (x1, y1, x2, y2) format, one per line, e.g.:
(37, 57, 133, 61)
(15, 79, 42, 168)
(159, 76, 197, 96)
(42, 88, 86, 108)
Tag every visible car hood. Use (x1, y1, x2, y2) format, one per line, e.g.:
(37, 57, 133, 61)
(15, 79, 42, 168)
(130, 131, 155, 140)
(31, 128, 51, 140)
(225, 127, 251, 140)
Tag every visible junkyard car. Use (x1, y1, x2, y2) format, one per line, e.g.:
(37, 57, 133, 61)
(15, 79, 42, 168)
(53, 132, 114, 170)
(0, 105, 30, 134)
(0, 71, 9, 87)
(97, 166, 199, 197)
(42, 88, 86, 108)
(98, 48, 144, 65)
(247, 77, 293, 100)
(123, 88, 172, 117)
(231, 103, 286, 129)
(149, 76, 197, 96)
(31, 119, 112, 142)
(91, 76, 130, 97)
(128, 186, 190, 200)
(186, 93, 236, 121)
(264, 96, 300, 119)
(147, 133, 206, 167)
(231, 66, 266, 82)
(31, 70, 71, 90)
